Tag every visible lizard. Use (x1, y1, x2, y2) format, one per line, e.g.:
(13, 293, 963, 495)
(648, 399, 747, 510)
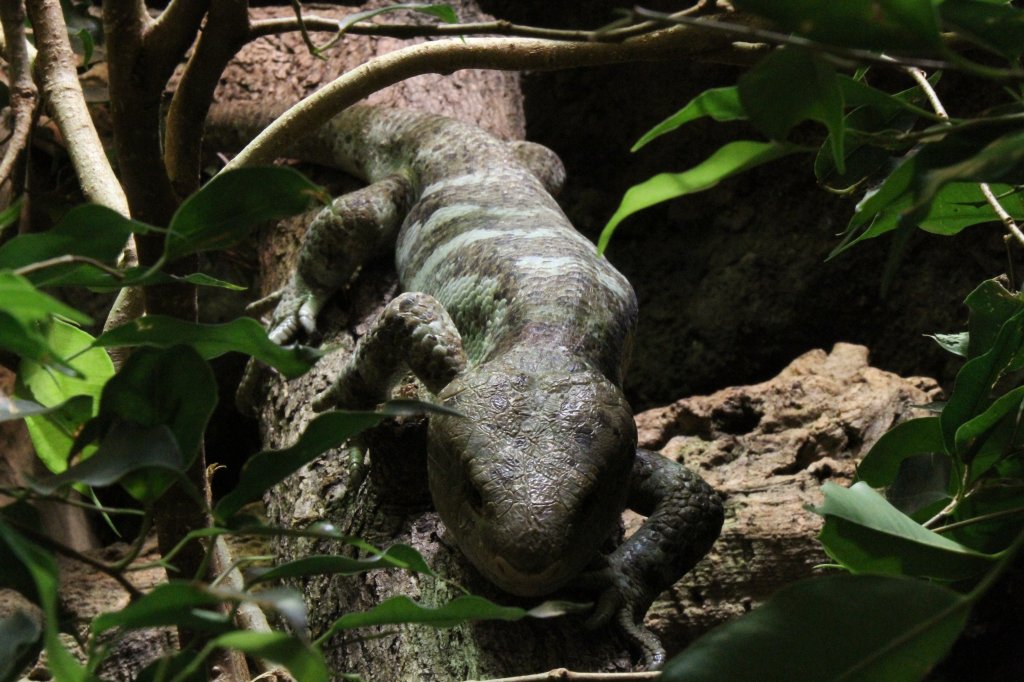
(237, 104, 724, 669)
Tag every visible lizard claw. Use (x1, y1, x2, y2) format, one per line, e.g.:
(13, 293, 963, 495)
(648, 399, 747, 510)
(266, 279, 326, 345)
(580, 559, 666, 670)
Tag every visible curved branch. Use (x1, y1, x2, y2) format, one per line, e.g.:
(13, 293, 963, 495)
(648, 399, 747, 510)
(0, 0, 38, 192)
(145, 0, 210, 87)
(224, 23, 742, 170)
(26, 0, 128, 216)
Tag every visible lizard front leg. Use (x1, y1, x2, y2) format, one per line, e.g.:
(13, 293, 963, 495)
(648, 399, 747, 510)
(583, 448, 724, 669)
(269, 174, 414, 343)
(313, 292, 468, 410)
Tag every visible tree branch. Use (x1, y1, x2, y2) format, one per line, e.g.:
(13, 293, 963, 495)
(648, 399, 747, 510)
(145, 0, 211, 88)
(165, 0, 248, 198)
(25, 0, 128, 216)
(224, 23, 743, 170)
(0, 1, 38, 195)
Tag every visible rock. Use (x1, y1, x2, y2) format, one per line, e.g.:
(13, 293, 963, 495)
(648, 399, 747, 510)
(633, 343, 941, 652)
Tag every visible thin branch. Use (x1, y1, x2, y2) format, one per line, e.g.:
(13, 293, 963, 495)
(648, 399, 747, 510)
(13, 254, 126, 278)
(25, 0, 129, 216)
(224, 25, 742, 170)
(0, 1, 38, 192)
(466, 670, 661, 682)
(145, 0, 210, 84)
(165, 0, 248, 198)
(631, 6, 959, 73)
(904, 64, 1024, 249)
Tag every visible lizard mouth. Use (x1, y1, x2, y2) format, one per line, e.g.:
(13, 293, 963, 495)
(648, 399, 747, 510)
(485, 555, 571, 596)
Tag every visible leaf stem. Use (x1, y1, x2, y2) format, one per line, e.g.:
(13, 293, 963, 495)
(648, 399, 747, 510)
(932, 505, 1024, 534)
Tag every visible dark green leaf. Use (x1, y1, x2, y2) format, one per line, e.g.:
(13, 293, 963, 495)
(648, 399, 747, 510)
(248, 544, 436, 585)
(965, 278, 1024, 359)
(954, 385, 1024, 456)
(632, 87, 746, 152)
(941, 309, 1024, 454)
(0, 610, 42, 682)
(31, 422, 185, 499)
(915, 130, 1024, 212)
(210, 632, 328, 682)
(738, 47, 846, 170)
(0, 197, 22, 236)
(885, 453, 952, 519)
(928, 332, 970, 357)
(660, 574, 966, 682)
(732, 0, 944, 52)
(815, 482, 996, 580)
(0, 314, 78, 377)
(830, 154, 917, 257)
(857, 417, 944, 487)
(0, 524, 87, 681)
(321, 595, 527, 641)
(92, 582, 230, 635)
(941, 0, 1024, 58)
(0, 394, 91, 423)
(165, 167, 320, 260)
(214, 410, 384, 522)
(599, 141, 801, 252)
(0, 205, 152, 286)
(95, 316, 323, 378)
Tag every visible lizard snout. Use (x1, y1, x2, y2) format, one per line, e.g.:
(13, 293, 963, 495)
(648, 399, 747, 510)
(488, 554, 570, 597)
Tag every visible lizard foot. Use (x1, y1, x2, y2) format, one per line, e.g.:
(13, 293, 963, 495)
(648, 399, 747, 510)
(267, 279, 326, 344)
(579, 560, 666, 670)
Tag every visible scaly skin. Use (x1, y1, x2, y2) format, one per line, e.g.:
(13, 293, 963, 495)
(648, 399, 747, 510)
(253, 105, 723, 668)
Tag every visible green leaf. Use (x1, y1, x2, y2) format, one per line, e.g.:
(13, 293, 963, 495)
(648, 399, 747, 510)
(599, 141, 800, 252)
(165, 167, 321, 261)
(632, 87, 746, 152)
(19, 319, 112, 473)
(660, 574, 967, 682)
(857, 417, 945, 487)
(95, 316, 323, 379)
(941, 309, 1024, 454)
(320, 595, 528, 641)
(248, 544, 436, 585)
(0, 610, 42, 682)
(210, 632, 328, 682)
(0, 204, 153, 286)
(732, 0, 944, 52)
(815, 482, 996, 580)
(954, 385, 1024, 457)
(738, 47, 846, 171)
(0, 524, 87, 681)
(941, 0, 1024, 58)
(915, 130, 1024, 213)
(0, 271, 90, 326)
(31, 422, 186, 499)
(214, 410, 384, 522)
(337, 3, 458, 33)
(928, 332, 970, 357)
(0, 394, 91, 423)
(964, 278, 1024, 359)
(92, 582, 230, 635)
(0, 197, 22, 236)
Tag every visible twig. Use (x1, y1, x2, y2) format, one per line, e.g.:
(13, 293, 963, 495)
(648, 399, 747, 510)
(13, 254, 126, 278)
(465, 670, 660, 682)
(25, 0, 129, 216)
(904, 65, 1024, 250)
(0, 1, 38, 192)
(224, 25, 743, 170)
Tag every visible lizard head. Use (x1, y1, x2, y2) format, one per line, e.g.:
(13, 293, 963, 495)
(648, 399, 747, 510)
(427, 355, 635, 596)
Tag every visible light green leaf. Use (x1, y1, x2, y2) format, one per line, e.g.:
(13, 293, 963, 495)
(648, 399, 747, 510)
(660, 574, 966, 682)
(95, 316, 323, 379)
(632, 87, 746, 152)
(20, 319, 112, 473)
(815, 482, 996, 580)
(0, 272, 90, 326)
(92, 582, 229, 635)
(928, 332, 969, 357)
(599, 141, 801, 252)
(248, 544, 436, 585)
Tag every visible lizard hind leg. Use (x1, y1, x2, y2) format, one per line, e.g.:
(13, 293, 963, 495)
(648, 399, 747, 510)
(508, 140, 566, 197)
(313, 292, 468, 411)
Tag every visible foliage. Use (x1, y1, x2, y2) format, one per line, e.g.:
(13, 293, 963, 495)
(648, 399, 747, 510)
(604, 3, 1024, 680)
(4, 0, 1024, 680)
